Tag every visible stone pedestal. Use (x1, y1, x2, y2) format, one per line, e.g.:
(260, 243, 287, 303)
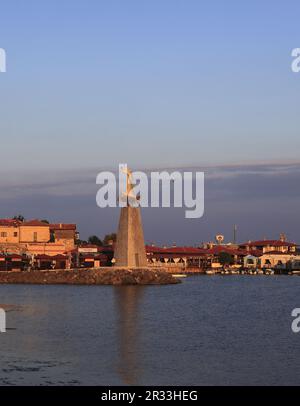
(114, 206, 147, 267)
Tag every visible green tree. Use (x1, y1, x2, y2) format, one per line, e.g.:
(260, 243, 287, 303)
(75, 239, 87, 246)
(13, 214, 25, 222)
(218, 252, 234, 266)
(88, 235, 103, 246)
(103, 233, 117, 245)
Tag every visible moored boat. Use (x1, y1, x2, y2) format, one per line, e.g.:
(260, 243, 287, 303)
(172, 274, 187, 278)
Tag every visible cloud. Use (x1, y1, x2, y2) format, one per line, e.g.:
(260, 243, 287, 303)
(1, 162, 300, 198)
(0, 162, 299, 244)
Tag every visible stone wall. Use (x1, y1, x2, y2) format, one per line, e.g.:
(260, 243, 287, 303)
(0, 267, 180, 285)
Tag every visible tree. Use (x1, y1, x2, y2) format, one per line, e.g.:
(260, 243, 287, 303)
(41, 219, 49, 224)
(13, 214, 25, 222)
(88, 235, 103, 246)
(75, 239, 87, 246)
(218, 252, 234, 266)
(50, 230, 55, 243)
(103, 233, 117, 246)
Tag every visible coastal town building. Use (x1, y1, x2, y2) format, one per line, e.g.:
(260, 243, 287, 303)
(239, 239, 297, 254)
(243, 255, 260, 269)
(0, 217, 299, 274)
(67, 244, 114, 269)
(145, 244, 247, 271)
(145, 237, 299, 273)
(50, 223, 77, 251)
(0, 253, 27, 272)
(259, 252, 293, 270)
(0, 218, 77, 258)
(287, 257, 300, 273)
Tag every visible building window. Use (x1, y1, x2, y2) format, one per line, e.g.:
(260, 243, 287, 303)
(14, 232, 18, 237)
(0, 232, 7, 238)
(33, 232, 38, 242)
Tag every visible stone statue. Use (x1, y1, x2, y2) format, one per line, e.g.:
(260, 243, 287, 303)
(113, 167, 147, 268)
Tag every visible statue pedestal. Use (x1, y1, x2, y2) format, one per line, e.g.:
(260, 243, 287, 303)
(114, 206, 147, 268)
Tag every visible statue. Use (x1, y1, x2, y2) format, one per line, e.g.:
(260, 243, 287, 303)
(113, 166, 147, 267)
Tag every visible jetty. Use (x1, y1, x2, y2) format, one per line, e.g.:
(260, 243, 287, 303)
(0, 267, 180, 286)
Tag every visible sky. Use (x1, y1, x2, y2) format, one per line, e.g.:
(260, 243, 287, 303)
(0, 1, 300, 242)
(0, 163, 299, 245)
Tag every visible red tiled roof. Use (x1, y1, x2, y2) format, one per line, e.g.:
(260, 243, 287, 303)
(146, 245, 250, 257)
(21, 220, 50, 227)
(0, 219, 21, 227)
(50, 223, 76, 230)
(0, 219, 77, 229)
(146, 245, 205, 255)
(150, 253, 185, 259)
(205, 246, 249, 256)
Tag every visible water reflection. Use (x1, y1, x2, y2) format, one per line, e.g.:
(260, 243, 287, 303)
(114, 286, 144, 385)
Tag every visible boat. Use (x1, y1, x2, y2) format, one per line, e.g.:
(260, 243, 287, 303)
(172, 274, 187, 278)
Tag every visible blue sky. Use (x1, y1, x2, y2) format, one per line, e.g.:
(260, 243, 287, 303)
(0, 1, 300, 242)
(0, 0, 299, 171)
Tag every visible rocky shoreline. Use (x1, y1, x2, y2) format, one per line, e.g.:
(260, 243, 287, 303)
(0, 267, 180, 286)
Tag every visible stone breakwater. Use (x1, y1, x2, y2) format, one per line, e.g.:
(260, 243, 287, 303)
(0, 268, 180, 286)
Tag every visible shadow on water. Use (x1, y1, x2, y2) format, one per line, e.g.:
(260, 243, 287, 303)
(114, 286, 144, 385)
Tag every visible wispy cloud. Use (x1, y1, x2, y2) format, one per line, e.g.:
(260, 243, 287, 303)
(0, 163, 299, 245)
(1, 162, 300, 199)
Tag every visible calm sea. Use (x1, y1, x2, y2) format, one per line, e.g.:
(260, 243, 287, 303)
(1, 275, 300, 386)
